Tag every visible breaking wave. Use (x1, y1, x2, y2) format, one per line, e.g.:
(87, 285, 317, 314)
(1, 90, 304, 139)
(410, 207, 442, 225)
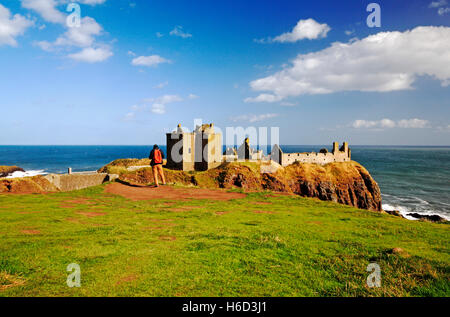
(5, 170, 47, 179)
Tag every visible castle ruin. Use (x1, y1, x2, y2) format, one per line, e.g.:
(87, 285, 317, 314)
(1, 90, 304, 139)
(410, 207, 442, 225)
(165, 123, 351, 171)
(166, 123, 222, 171)
(270, 142, 351, 166)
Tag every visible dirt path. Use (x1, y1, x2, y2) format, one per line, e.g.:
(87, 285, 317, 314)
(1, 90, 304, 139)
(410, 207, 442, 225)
(104, 182, 246, 201)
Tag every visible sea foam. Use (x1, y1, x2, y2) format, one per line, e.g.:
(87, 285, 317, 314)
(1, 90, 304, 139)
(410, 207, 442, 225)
(5, 170, 47, 179)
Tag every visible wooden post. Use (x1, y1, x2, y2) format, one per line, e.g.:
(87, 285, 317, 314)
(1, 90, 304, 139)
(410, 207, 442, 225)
(68, 168, 72, 175)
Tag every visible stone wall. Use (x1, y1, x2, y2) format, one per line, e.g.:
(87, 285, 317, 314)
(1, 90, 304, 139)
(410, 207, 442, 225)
(44, 173, 117, 192)
(271, 142, 351, 166)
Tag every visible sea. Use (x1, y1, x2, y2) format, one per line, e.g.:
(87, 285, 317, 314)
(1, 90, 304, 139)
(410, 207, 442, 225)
(0, 145, 448, 221)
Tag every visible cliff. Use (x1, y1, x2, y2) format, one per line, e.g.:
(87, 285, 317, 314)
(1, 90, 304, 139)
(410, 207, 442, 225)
(101, 160, 382, 212)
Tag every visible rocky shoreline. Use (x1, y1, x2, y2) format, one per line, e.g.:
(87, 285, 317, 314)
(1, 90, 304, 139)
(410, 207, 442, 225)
(0, 166, 25, 178)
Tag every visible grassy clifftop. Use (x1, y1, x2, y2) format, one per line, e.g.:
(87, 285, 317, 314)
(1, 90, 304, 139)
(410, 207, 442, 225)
(0, 184, 448, 296)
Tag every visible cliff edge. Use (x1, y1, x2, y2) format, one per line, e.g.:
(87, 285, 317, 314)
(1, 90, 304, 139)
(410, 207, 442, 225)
(102, 160, 382, 212)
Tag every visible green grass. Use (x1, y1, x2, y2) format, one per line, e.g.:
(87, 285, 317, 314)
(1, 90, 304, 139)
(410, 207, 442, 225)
(0, 184, 448, 297)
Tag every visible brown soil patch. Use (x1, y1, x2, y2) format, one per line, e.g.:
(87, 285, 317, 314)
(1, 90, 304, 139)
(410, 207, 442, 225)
(143, 226, 165, 230)
(306, 221, 323, 225)
(60, 198, 96, 209)
(76, 211, 107, 218)
(252, 210, 275, 214)
(68, 198, 94, 205)
(253, 201, 273, 205)
(167, 206, 202, 212)
(105, 183, 246, 202)
(116, 274, 138, 286)
(159, 235, 176, 241)
(66, 217, 82, 224)
(387, 247, 411, 258)
(149, 218, 174, 223)
(215, 211, 230, 215)
(21, 229, 41, 235)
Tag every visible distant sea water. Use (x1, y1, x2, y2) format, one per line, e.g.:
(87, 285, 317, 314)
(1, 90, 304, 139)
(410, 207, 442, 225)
(0, 145, 449, 221)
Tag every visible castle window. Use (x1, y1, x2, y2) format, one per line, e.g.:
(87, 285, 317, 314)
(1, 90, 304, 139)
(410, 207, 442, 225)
(188, 148, 191, 154)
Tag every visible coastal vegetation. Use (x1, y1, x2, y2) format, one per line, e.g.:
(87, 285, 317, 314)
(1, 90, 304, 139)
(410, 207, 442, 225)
(0, 181, 448, 296)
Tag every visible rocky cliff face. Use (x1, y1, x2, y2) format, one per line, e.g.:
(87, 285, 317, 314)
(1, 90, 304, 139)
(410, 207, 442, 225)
(105, 160, 382, 212)
(262, 162, 382, 211)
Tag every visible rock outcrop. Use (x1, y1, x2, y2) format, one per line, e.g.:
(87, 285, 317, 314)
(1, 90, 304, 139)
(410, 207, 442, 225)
(0, 166, 25, 178)
(407, 213, 447, 223)
(0, 176, 58, 194)
(263, 161, 382, 211)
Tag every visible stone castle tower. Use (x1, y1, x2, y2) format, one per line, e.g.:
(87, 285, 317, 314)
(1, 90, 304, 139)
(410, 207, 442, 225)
(166, 123, 222, 171)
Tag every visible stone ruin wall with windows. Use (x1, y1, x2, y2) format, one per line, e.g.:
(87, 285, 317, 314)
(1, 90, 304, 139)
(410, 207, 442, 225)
(271, 142, 351, 167)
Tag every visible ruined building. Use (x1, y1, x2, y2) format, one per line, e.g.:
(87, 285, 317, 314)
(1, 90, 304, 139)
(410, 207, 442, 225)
(270, 142, 351, 166)
(166, 123, 222, 171)
(166, 123, 351, 170)
(225, 138, 263, 161)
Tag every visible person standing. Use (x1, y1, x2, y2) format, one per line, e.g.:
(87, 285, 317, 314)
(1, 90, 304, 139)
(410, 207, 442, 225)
(149, 144, 166, 187)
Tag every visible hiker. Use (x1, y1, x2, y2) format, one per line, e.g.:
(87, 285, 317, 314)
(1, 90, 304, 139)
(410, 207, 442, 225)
(149, 144, 166, 187)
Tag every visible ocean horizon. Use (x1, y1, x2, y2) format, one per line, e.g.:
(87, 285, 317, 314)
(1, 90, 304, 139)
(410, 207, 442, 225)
(1, 145, 449, 221)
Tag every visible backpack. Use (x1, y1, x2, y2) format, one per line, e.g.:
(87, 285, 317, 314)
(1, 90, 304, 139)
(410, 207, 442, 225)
(153, 149, 163, 164)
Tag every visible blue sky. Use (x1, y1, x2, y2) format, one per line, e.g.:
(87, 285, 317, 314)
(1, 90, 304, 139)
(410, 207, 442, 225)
(0, 0, 449, 145)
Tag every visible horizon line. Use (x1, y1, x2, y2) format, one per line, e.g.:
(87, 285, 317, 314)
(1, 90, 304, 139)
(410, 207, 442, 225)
(0, 144, 450, 147)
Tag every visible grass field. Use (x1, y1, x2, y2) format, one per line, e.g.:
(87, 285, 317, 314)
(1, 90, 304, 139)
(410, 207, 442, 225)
(0, 183, 448, 297)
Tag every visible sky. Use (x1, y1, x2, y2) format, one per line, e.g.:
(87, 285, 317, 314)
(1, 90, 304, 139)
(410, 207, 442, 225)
(0, 0, 449, 145)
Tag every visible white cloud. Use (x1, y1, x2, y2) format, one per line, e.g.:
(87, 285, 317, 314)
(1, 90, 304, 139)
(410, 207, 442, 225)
(352, 118, 429, 129)
(154, 81, 168, 89)
(244, 94, 283, 103)
(280, 101, 297, 106)
(32, 12, 112, 63)
(146, 95, 183, 114)
(231, 113, 279, 123)
(0, 4, 34, 46)
(127, 94, 186, 117)
(169, 26, 192, 38)
(53, 16, 102, 47)
(77, 0, 107, 5)
(429, 0, 447, 8)
(58, 0, 107, 5)
(345, 30, 354, 36)
(127, 50, 136, 56)
(21, 0, 65, 24)
(246, 26, 450, 102)
(151, 104, 166, 114)
(428, 1, 450, 15)
(438, 7, 450, 15)
(156, 32, 163, 38)
(436, 124, 450, 132)
(131, 55, 170, 67)
(397, 118, 429, 128)
(68, 46, 113, 63)
(256, 18, 330, 43)
(188, 93, 199, 99)
(124, 112, 135, 121)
